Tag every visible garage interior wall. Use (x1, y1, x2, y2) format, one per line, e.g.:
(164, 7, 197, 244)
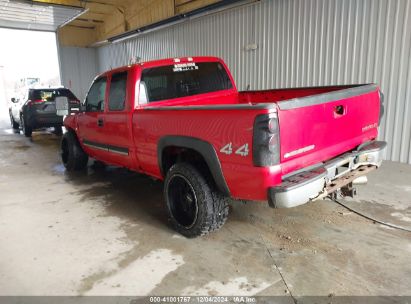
(59, 47, 98, 102)
(63, 0, 411, 164)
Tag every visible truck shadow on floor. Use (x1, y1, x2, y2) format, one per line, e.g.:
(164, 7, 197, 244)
(6, 128, 172, 234)
(62, 162, 172, 233)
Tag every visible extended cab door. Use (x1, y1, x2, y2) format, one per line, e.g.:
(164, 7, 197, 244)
(76, 76, 108, 159)
(101, 70, 135, 168)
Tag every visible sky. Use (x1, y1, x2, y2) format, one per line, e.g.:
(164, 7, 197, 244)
(0, 28, 60, 126)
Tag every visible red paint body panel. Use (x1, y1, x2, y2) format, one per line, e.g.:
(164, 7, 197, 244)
(277, 91, 379, 176)
(133, 107, 274, 200)
(64, 56, 381, 201)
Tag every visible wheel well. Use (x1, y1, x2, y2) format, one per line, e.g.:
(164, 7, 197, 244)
(162, 147, 214, 185)
(158, 136, 230, 196)
(62, 128, 78, 145)
(65, 127, 75, 134)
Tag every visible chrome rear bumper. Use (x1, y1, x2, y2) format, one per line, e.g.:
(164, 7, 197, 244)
(268, 140, 386, 208)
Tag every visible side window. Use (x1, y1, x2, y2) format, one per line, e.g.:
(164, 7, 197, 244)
(139, 81, 148, 105)
(108, 72, 127, 111)
(85, 77, 107, 112)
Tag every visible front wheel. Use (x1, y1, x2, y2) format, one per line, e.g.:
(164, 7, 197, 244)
(9, 112, 19, 129)
(164, 163, 229, 238)
(61, 131, 89, 171)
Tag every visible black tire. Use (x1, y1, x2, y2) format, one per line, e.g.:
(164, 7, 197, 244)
(9, 111, 19, 129)
(20, 114, 32, 137)
(93, 160, 107, 169)
(61, 131, 89, 171)
(54, 126, 63, 135)
(164, 163, 229, 238)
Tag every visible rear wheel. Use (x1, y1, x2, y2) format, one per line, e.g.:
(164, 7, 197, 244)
(20, 114, 32, 137)
(164, 163, 229, 238)
(61, 131, 88, 171)
(9, 112, 19, 129)
(93, 160, 107, 170)
(54, 126, 63, 135)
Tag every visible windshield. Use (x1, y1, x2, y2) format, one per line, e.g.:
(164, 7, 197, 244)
(141, 62, 233, 102)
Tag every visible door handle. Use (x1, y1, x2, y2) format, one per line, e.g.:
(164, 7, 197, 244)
(97, 118, 104, 127)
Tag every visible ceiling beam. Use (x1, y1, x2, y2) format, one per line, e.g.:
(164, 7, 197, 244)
(76, 17, 104, 24)
(65, 24, 94, 29)
(55, 0, 235, 47)
(79, 11, 107, 21)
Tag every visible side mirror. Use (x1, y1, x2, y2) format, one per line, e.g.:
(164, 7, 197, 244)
(11, 97, 17, 103)
(69, 102, 85, 113)
(55, 96, 69, 116)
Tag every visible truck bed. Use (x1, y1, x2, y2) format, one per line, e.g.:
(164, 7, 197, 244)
(138, 83, 381, 200)
(238, 84, 364, 104)
(239, 84, 381, 176)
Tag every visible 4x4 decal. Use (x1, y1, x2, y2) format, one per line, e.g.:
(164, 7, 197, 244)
(220, 143, 249, 157)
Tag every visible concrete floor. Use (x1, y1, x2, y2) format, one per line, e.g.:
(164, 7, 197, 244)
(0, 121, 410, 299)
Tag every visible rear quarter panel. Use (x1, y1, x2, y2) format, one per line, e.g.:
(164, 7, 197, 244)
(133, 107, 281, 200)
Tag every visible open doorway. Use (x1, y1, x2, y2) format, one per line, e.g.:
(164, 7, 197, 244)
(0, 28, 60, 128)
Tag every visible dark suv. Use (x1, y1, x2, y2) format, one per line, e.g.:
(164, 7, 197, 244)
(9, 87, 79, 137)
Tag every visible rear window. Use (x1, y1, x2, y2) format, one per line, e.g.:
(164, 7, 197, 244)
(29, 89, 77, 101)
(140, 62, 233, 103)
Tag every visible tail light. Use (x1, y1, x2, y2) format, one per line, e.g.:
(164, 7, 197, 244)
(27, 99, 44, 106)
(253, 113, 280, 166)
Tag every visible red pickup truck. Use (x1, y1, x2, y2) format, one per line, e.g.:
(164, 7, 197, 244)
(59, 56, 386, 237)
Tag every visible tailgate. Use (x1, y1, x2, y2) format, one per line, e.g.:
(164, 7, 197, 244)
(276, 84, 381, 175)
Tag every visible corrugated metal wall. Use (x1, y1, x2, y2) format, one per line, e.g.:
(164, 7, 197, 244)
(96, 0, 411, 164)
(59, 46, 98, 102)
